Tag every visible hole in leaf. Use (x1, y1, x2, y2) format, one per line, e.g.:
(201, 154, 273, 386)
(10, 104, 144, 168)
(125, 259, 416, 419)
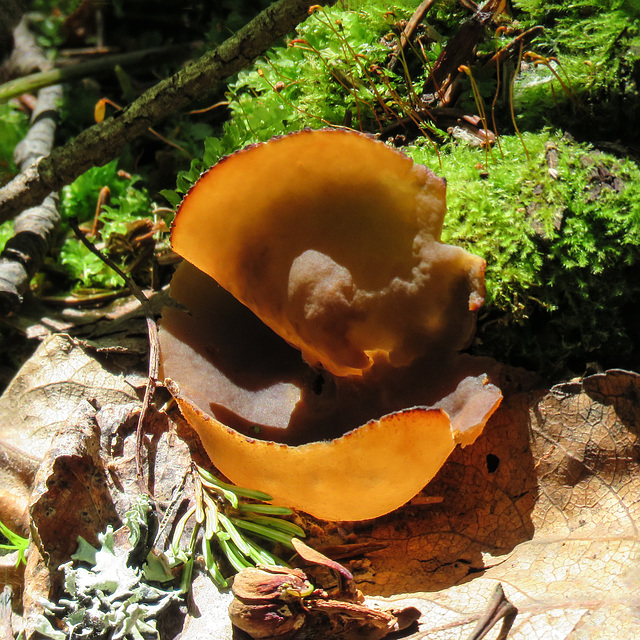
(486, 453, 500, 473)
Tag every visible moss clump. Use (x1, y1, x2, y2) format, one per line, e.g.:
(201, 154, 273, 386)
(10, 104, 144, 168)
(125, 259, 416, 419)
(405, 132, 640, 378)
(58, 160, 154, 289)
(513, 0, 640, 141)
(163, 0, 640, 379)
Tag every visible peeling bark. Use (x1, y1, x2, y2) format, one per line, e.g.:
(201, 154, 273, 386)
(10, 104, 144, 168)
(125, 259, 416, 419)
(0, 17, 61, 317)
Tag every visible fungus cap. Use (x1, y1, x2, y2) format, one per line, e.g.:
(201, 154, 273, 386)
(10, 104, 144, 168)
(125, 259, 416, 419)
(171, 129, 486, 376)
(161, 130, 502, 521)
(165, 375, 500, 521)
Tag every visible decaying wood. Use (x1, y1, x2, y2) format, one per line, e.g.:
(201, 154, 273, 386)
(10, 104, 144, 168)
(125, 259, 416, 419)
(422, 0, 510, 106)
(0, 16, 61, 317)
(387, 0, 436, 72)
(0, 0, 337, 225)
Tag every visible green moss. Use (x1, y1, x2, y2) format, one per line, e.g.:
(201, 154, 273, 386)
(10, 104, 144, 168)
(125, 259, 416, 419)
(405, 132, 640, 377)
(58, 161, 154, 289)
(513, 0, 640, 139)
(163, 0, 426, 192)
(163, 1, 640, 378)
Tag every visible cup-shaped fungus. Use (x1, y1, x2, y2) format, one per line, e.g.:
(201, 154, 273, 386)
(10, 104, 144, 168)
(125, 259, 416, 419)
(160, 129, 502, 521)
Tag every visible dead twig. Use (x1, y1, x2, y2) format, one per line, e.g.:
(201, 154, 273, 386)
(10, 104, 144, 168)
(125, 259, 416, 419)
(0, 42, 195, 104)
(388, 0, 437, 72)
(0, 0, 337, 224)
(466, 583, 518, 640)
(68, 219, 158, 492)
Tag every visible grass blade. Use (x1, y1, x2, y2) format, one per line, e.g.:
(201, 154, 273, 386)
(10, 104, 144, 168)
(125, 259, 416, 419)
(231, 517, 295, 548)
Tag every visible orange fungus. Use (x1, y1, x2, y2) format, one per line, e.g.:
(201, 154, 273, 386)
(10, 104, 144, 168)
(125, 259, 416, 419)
(160, 129, 502, 521)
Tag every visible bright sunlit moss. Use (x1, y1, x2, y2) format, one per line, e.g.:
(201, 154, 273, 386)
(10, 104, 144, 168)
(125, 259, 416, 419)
(405, 132, 640, 377)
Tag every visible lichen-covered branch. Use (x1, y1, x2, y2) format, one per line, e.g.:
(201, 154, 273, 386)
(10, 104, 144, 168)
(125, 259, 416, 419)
(0, 0, 335, 224)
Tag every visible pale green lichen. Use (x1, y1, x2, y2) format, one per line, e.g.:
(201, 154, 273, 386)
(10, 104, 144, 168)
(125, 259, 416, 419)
(38, 501, 180, 640)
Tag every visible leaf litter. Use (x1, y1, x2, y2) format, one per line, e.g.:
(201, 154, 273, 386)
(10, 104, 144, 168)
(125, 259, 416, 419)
(0, 329, 637, 638)
(2, 1, 639, 637)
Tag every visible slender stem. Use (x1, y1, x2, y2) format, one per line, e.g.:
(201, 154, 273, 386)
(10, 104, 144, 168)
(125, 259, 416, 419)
(0, 44, 193, 104)
(68, 218, 159, 491)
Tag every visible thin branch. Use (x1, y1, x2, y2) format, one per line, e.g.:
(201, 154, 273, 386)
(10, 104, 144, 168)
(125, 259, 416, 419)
(466, 583, 518, 640)
(0, 0, 336, 224)
(68, 218, 158, 490)
(388, 0, 436, 72)
(0, 43, 195, 104)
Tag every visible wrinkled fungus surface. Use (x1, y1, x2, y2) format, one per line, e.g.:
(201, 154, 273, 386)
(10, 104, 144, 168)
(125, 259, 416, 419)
(160, 129, 502, 521)
(171, 129, 485, 377)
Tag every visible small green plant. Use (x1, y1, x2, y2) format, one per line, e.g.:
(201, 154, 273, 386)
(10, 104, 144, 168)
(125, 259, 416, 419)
(0, 520, 29, 567)
(169, 465, 305, 590)
(58, 160, 162, 290)
(33, 472, 308, 639)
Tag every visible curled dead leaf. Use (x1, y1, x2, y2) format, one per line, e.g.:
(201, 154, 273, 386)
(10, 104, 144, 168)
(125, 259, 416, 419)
(29, 400, 120, 569)
(229, 545, 420, 640)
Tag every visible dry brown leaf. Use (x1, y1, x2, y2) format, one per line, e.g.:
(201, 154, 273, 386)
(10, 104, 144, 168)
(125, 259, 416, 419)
(98, 400, 196, 550)
(20, 544, 52, 640)
(0, 333, 139, 535)
(305, 370, 640, 639)
(29, 400, 120, 569)
(0, 333, 138, 459)
(3, 328, 638, 639)
(0, 441, 40, 536)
